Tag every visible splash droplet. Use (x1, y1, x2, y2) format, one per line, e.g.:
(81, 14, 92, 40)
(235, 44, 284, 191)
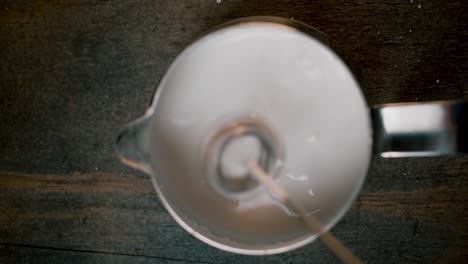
(286, 173, 308, 181)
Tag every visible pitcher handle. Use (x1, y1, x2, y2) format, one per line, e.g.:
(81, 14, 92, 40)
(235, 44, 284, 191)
(372, 100, 467, 158)
(116, 115, 152, 173)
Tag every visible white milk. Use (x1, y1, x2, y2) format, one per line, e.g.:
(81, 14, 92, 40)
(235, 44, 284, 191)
(149, 21, 372, 251)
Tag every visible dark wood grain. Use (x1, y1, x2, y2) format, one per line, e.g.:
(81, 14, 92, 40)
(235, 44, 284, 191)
(0, 0, 467, 263)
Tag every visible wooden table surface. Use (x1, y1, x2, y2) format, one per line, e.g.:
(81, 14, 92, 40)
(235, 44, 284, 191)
(1, 1, 467, 263)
